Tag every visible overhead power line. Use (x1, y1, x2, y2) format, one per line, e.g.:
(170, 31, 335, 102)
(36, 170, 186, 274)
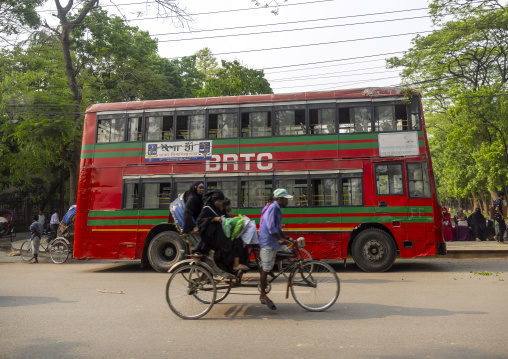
(165, 32, 431, 60)
(38, 0, 334, 15)
(155, 15, 432, 43)
(149, 7, 430, 37)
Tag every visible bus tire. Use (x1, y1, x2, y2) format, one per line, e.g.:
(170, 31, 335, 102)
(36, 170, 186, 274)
(148, 231, 186, 273)
(351, 229, 396, 272)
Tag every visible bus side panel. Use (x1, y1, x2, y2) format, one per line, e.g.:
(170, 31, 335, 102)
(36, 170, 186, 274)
(286, 232, 344, 260)
(74, 160, 93, 259)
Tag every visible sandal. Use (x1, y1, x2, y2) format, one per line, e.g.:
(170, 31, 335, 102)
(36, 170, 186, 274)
(260, 299, 277, 310)
(233, 264, 249, 272)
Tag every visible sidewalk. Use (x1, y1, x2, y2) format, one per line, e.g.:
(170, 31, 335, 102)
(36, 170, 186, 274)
(3, 231, 508, 259)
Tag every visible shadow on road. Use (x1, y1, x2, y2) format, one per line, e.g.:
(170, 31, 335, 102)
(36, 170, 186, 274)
(0, 296, 76, 307)
(201, 301, 487, 322)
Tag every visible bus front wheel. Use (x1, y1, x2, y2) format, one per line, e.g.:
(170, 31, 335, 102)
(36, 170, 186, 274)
(148, 231, 186, 273)
(351, 229, 396, 272)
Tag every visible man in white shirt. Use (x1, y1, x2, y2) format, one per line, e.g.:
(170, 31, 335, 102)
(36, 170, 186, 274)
(50, 209, 60, 234)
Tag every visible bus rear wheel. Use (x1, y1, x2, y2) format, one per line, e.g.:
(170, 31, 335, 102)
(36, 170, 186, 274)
(351, 229, 396, 272)
(148, 231, 186, 273)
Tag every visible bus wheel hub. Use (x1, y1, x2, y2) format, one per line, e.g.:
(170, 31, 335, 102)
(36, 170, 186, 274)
(164, 246, 175, 258)
(363, 240, 384, 261)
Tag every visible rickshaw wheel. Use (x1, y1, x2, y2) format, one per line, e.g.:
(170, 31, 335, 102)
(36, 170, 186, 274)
(166, 264, 216, 319)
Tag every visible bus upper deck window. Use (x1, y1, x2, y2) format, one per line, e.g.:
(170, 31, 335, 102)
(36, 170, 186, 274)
(241, 112, 271, 137)
(128, 115, 142, 142)
(209, 113, 238, 139)
(310, 108, 335, 134)
(375, 104, 408, 132)
(146, 113, 173, 141)
(275, 109, 306, 136)
(410, 97, 421, 130)
(176, 113, 205, 140)
(97, 116, 126, 143)
(339, 106, 371, 133)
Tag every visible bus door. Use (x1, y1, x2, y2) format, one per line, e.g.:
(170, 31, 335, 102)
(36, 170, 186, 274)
(405, 161, 434, 249)
(373, 163, 407, 236)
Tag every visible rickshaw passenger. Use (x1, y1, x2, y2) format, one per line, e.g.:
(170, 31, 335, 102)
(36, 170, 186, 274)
(193, 190, 248, 272)
(182, 182, 205, 236)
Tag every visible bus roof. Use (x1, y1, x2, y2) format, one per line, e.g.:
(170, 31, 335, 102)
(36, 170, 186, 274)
(86, 87, 418, 113)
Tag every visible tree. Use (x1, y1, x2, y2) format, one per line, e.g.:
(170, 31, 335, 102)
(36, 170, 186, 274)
(196, 59, 272, 97)
(0, 32, 74, 200)
(0, 0, 44, 45)
(38, 0, 190, 205)
(387, 3, 508, 207)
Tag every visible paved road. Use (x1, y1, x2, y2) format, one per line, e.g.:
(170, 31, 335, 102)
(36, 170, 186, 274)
(1, 253, 507, 359)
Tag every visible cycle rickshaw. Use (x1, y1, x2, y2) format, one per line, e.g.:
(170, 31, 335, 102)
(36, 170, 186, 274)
(165, 236, 340, 319)
(20, 206, 75, 264)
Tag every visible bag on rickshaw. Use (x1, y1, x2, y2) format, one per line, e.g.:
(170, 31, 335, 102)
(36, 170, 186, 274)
(57, 205, 76, 239)
(169, 194, 199, 246)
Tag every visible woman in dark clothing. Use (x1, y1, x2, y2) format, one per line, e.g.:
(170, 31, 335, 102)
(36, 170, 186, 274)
(469, 208, 487, 241)
(182, 181, 205, 235)
(194, 191, 248, 272)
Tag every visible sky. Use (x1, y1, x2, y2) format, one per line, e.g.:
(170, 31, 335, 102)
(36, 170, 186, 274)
(41, 0, 436, 94)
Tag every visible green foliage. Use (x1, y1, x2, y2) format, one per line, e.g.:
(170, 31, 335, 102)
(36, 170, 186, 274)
(196, 59, 272, 97)
(388, 3, 508, 203)
(0, 33, 74, 192)
(0, 0, 43, 37)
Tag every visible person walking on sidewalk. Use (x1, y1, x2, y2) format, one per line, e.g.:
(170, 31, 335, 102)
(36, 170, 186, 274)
(49, 208, 60, 235)
(493, 192, 506, 243)
(29, 215, 43, 263)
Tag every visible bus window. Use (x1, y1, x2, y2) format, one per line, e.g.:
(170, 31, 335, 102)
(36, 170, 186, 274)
(97, 115, 125, 143)
(410, 97, 421, 130)
(338, 106, 372, 133)
(310, 108, 335, 134)
(375, 164, 404, 195)
(276, 178, 308, 207)
(174, 180, 200, 200)
(207, 180, 238, 207)
(407, 162, 431, 198)
(123, 182, 139, 209)
(142, 182, 172, 209)
(241, 179, 272, 207)
(340, 174, 363, 206)
(311, 177, 338, 206)
(127, 114, 142, 142)
(146, 113, 173, 141)
(374, 104, 408, 132)
(275, 109, 306, 136)
(208, 113, 238, 138)
(241, 111, 271, 137)
(176, 112, 205, 140)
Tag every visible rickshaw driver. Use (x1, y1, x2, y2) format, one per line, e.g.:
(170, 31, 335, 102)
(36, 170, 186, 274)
(258, 188, 293, 310)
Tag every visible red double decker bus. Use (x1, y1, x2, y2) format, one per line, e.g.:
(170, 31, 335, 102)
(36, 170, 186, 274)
(74, 87, 446, 272)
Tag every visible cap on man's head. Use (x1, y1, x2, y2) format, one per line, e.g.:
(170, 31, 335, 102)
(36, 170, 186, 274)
(273, 188, 293, 199)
